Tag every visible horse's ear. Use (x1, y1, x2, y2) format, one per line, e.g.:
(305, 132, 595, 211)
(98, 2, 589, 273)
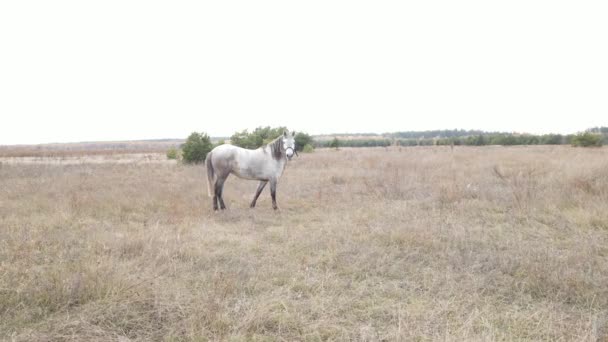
(292, 130, 296, 136)
(283, 131, 287, 137)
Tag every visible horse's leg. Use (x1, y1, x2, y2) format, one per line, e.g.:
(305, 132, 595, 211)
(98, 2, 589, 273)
(250, 180, 268, 208)
(270, 179, 278, 210)
(212, 193, 219, 211)
(215, 176, 227, 210)
(212, 176, 224, 211)
(212, 182, 219, 211)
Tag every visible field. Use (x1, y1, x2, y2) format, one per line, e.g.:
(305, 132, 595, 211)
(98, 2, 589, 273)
(0, 140, 183, 159)
(1, 146, 608, 341)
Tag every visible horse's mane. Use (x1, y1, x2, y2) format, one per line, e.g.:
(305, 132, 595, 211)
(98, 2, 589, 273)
(267, 136, 284, 161)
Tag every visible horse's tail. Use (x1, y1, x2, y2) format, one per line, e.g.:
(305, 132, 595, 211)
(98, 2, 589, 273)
(206, 152, 214, 197)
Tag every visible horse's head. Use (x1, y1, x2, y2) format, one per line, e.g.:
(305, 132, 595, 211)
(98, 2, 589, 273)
(282, 130, 297, 160)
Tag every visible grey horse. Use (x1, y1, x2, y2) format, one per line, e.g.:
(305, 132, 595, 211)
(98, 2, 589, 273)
(206, 131, 297, 210)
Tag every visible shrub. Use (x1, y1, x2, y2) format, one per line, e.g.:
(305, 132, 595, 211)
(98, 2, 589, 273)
(230, 130, 259, 149)
(181, 132, 213, 164)
(329, 138, 340, 149)
(571, 132, 602, 147)
(295, 132, 313, 151)
(230, 127, 313, 150)
(166, 148, 179, 160)
(231, 127, 288, 149)
(302, 144, 314, 153)
(540, 134, 564, 145)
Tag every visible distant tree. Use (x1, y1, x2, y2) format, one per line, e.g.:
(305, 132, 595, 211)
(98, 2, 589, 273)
(230, 126, 288, 149)
(329, 137, 340, 149)
(308, 128, 608, 149)
(489, 134, 518, 146)
(586, 127, 608, 134)
(182, 132, 213, 164)
(302, 144, 314, 153)
(230, 129, 258, 149)
(418, 139, 434, 146)
(390, 129, 488, 140)
(466, 134, 486, 146)
(397, 139, 418, 146)
(571, 132, 602, 147)
(253, 126, 287, 146)
(540, 134, 563, 145)
(294, 132, 313, 151)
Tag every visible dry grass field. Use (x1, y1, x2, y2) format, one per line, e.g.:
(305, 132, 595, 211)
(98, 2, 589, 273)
(0, 140, 183, 158)
(1, 146, 608, 341)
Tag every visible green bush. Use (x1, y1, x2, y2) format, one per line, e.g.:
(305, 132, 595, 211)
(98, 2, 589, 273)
(231, 127, 288, 149)
(166, 148, 180, 160)
(571, 132, 602, 147)
(295, 132, 313, 151)
(302, 144, 314, 153)
(329, 137, 340, 149)
(230, 127, 314, 150)
(230, 130, 259, 149)
(181, 132, 213, 164)
(540, 134, 564, 145)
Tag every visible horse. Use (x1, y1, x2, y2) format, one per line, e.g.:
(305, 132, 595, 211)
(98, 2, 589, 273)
(205, 131, 297, 211)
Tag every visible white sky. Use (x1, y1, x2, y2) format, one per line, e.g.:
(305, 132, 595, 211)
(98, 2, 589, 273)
(1, 1, 607, 145)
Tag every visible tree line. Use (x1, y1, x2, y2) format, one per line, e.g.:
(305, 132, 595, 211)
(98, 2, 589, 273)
(315, 128, 607, 148)
(173, 126, 606, 163)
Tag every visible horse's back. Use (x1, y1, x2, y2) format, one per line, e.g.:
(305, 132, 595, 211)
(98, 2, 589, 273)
(209, 144, 276, 181)
(210, 143, 239, 155)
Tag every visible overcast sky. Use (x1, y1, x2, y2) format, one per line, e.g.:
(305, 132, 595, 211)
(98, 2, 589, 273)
(1, 1, 606, 144)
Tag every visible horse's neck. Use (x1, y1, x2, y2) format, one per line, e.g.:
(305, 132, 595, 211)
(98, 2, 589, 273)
(267, 139, 284, 161)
